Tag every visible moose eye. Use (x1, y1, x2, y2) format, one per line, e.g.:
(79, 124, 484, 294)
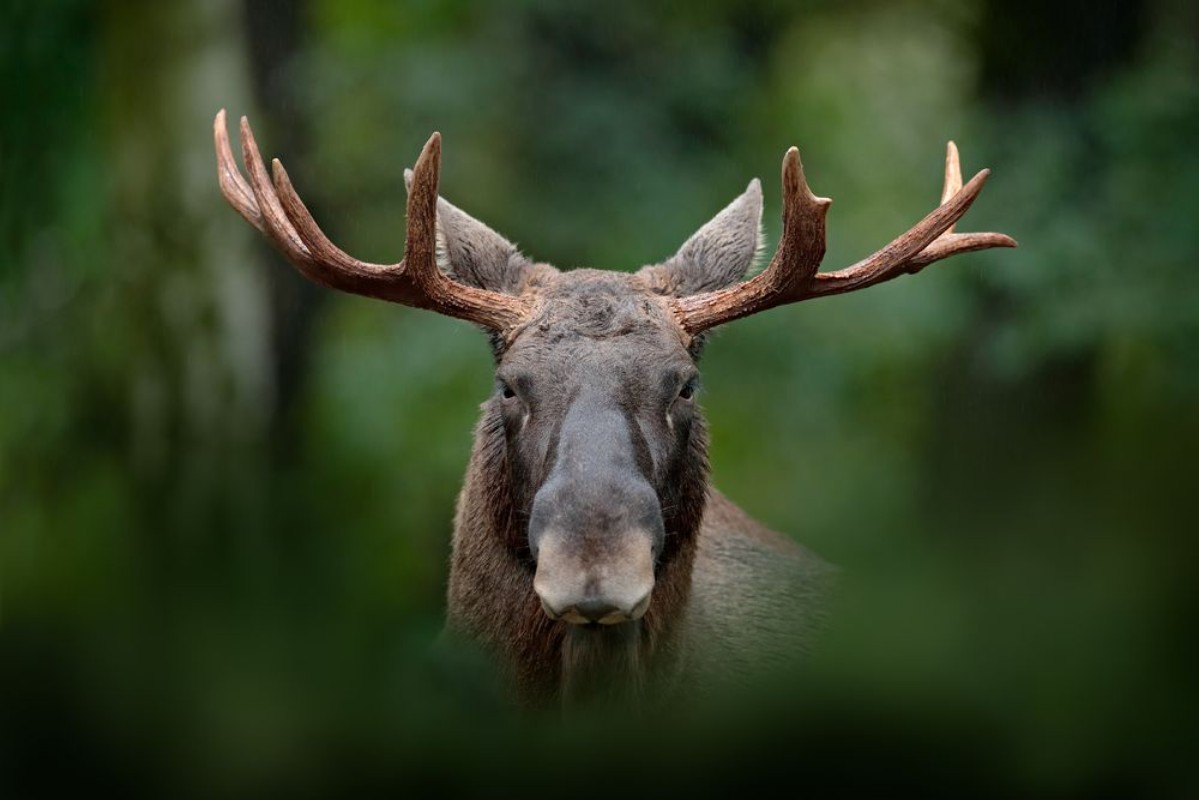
(499, 381, 517, 400)
(678, 381, 696, 401)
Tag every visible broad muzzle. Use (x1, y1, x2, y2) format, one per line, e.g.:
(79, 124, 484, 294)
(532, 530, 655, 625)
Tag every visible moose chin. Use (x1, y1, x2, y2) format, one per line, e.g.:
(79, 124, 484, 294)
(214, 109, 1016, 711)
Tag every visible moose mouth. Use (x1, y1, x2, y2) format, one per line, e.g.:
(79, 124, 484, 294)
(539, 592, 652, 626)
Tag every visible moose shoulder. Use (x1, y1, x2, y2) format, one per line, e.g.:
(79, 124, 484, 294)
(214, 110, 1016, 709)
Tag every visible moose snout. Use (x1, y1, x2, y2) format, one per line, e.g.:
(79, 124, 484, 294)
(537, 586, 654, 626)
(526, 398, 664, 627)
(532, 532, 656, 626)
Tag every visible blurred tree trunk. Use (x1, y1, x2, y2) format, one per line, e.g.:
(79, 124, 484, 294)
(241, 0, 326, 460)
(101, 0, 322, 486)
(103, 0, 272, 476)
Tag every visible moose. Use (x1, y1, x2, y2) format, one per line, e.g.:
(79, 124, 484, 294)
(214, 110, 1015, 708)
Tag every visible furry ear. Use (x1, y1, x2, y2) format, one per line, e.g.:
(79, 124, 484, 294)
(639, 179, 763, 297)
(404, 169, 536, 295)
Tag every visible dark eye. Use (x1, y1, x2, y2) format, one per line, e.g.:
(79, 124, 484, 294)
(678, 381, 696, 401)
(499, 381, 516, 400)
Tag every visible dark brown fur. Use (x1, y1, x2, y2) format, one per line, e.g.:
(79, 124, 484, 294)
(443, 266, 831, 710)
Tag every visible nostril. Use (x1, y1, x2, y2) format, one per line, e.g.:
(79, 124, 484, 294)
(573, 599, 621, 623)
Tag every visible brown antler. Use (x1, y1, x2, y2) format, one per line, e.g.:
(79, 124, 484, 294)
(670, 141, 1017, 338)
(213, 109, 532, 332)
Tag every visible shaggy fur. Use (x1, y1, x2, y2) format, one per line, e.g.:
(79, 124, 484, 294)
(433, 182, 834, 710)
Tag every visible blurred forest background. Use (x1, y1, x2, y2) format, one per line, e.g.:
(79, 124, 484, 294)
(2, 0, 1197, 795)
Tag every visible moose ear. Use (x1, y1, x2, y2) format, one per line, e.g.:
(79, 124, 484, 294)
(404, 169, 536, 295)
(638, 179, 764, 297)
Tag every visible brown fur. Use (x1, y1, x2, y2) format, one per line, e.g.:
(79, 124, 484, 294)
(431, 178, 832, 710)
(446, 434, 831, 708)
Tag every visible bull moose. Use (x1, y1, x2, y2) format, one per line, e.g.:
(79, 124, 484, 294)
(214, 110, 1015, 709)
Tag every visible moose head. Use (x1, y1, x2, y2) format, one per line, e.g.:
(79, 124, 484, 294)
(215, 110, 1015, 707)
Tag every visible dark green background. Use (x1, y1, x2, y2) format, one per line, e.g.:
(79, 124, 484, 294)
(3, 0, 1197, 794)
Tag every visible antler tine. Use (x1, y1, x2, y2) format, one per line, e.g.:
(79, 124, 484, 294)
(388, 132, 533, 329)
(808, 143, 1016, 297)
(214, 109, 265, 234)
(942, 140, 963, 211)
(808, 166, 991, 297)
(903, 230, 1018, 269)
(670, 147, 831, 336)
(670, 141, 1016, 337)
(901, 141, 1016, 270)
(236, 114, 330, 277)
(213, 111, 531, 332)
(398, 132, 453, 306)
(774, 147, 833, 292)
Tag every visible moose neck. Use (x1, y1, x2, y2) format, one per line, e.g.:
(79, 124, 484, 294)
(445, 406, 709, 710)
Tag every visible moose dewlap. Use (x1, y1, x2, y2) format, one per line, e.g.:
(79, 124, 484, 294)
(214, 109, 1015, 709)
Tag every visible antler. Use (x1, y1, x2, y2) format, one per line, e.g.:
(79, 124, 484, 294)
(670, 141, 1017, 338)
(213, 109, 532, 332)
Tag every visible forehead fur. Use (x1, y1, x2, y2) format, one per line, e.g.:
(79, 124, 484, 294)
(522, 269, 678, 342)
